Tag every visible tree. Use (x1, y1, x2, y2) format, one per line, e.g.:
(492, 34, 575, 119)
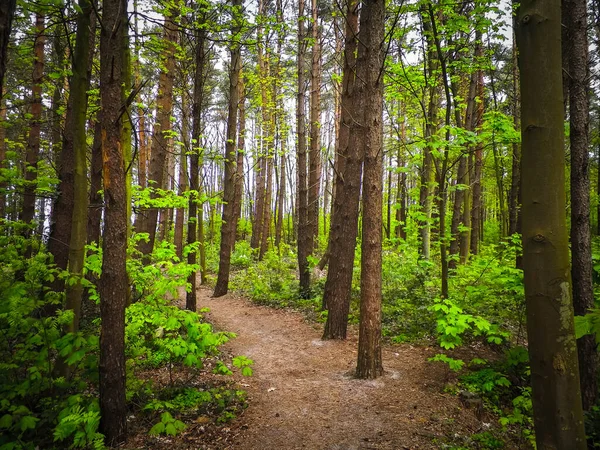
(136, 5, 179, 256)
(63, 0, 94, 336)
(321, 0, 360, 339)
(0, 0, 16, 101)
(187, 23, 208, 311)
(564, 0, 598, 411)
(98, 0, 129, 442)
(20, 13, 45, 233)
(516, 0, 586, 447)
(214, 0, 243, 298)
(297, 0, 311, 297)
(308, 0, 322, 246)
(355, 0, 384, 379)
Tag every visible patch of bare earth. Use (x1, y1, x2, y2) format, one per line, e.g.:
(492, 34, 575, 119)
(187, 287, 489, 450)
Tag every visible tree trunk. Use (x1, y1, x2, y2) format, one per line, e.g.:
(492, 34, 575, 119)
(308, 0, 322, 247)
(99, 0, 128, 442)
(214, 0, 243, 297)
(470, 57, 484, 256)
(0, 96, 6, 218)
(87, 121, 103, 245)
(321, 0, 360, 339)
(136, 9, 178, 256)
(64, 0, 94, 337)
(297, 0, 311, 297)
(21, 14, 45, 232)
(174, 99, 188, 259)
(0, 0, 16, 102)
(564, 0, 598, 411)
(516, 1, 586, 446)
(186, 26, 206, 310)
(508, 32, 520, 237)
(233, 77, 246, 243)
(356, 0, 384, 379)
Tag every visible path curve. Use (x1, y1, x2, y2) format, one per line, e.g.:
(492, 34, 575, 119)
(198, 287, 482, 449)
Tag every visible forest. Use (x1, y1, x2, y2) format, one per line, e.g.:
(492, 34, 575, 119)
(1, 0, 599, 447)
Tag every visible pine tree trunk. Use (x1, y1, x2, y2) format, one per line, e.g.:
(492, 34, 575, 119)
(233, 78, 245, 243)
(308, 0, 322, 247)
(0, 0, 16, 101)
(21, 14, 45, 232)
(321, 0, 360, 339)
(136, 9, 178, 256)
(186, 27, 206, 310)
(0, 96, 6, 218)
(297, 0, 311, 296)
(214, 0, 242, 297)
(87, 121, 103, 245)
(174, 101, 188, 259)
(98, 0, 128, 442)
(64, 0, 94, 337)
(516, 0, 586, 446)
(564, 0, 598, 412)
(356, 0, 384, 379)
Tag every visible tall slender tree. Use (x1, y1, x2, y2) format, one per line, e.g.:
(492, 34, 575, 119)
(297, 0, 311, 297)
(98, 0, 128, 442)
(516, 0, 586, 446)
(564, 0, 598, 412)
(321, 0, 360, 339)
(187, 24, 208, 311)
(356, 0, 384, 379)
(214, 0, 243, 297)
(20, 13, 45, 232)
(136, 5, 179, 256)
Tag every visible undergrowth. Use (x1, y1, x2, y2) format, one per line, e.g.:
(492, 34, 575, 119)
(0, 227, 252, 449)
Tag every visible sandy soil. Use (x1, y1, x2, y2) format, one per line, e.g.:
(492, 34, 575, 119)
(194, 287, 488, 450)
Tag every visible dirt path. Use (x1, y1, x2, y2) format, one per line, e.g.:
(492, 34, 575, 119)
(197, 288, 484, 450)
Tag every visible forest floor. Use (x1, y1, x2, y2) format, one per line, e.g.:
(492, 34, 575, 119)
(151, 286, 494, 450)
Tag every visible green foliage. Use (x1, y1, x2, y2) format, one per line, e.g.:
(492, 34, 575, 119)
(126, 297, 233, 374)
(430, 297, 509, 350)
(230, 245, 298, 307)
(149, 412, 186, 436)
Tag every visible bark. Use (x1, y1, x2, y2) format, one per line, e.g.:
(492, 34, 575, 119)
(99, 0, 128, 442)
(321, 0, 360, 339)
(87, 121, 103, 245)
(419, 11, 439, 261)
(214, 0, 242, 297)
(516, 1, 586, 447)
(0, 0, 16, 101)
(308, 0, 322, 246)
(21, 14, 45, 232)
(356, 0, 384, 379)
(64, 0, 94, 337)
(564, 0, 598, 411)
(186, 27, 206, 310)
(470, 46, 484, 256)
(0, 98, 6, 218)
(508, 33, 521, 237)
(274, 0, 285, 248)
(233, 79, 245, 242)
(136, 9, 178, 256)
(174, 99, 189, 259)
(297, 0, 311, 297)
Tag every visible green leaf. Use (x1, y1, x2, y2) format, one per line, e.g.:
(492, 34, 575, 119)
(19, 415, 39, 431)
(149, 421, 165, 435)
(0, 414, 13, 429)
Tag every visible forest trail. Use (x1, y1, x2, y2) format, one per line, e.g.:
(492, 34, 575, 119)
(197, 288, 484, 450)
